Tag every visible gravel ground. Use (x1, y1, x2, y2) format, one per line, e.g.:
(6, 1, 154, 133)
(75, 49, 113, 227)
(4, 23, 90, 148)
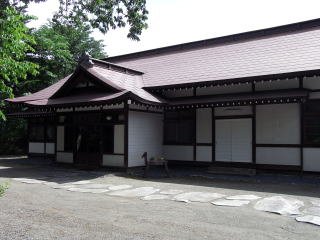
(0, 156, 320, 240)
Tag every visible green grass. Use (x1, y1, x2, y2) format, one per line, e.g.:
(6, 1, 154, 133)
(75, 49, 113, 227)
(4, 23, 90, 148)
(0, 182, 9, 197)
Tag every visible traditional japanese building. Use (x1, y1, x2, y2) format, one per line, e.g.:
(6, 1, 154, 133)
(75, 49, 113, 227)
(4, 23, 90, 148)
(6, 18, 320, 173)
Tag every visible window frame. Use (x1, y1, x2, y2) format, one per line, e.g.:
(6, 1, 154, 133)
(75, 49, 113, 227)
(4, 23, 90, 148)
(303, 100, 320, 146)
(163, 109, 195, 145)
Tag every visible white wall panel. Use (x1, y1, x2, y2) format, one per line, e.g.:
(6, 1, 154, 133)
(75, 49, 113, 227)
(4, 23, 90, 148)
(163, 145, 193, 161)
(45, 143, 55, 154)
(102, 154, 124, 167)
(114, 125, 124, 154)
(128, 111, 163, 167)
(29, 142, 45, 153)
(256, 147, 300, 165)
(56, 152, 73, 163)
(57, 126, 64, 151)
(215, 106, 252, 116)
(256, 104, 300, 144)
(196, 108, 212, 143)
(303, 148, 320, 172)
(255, 78, 299, 91)
(303, 76, 320, 90)
(196, 146, 212, 162)
(197, 84, 251, 96)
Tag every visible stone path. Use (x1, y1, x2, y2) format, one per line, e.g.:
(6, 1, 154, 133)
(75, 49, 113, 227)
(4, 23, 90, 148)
(11, 177, 320, 227)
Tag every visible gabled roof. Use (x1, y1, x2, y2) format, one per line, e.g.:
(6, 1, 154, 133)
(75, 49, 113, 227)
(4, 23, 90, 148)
(6, 58, 164, 107)
(105, 18, 320, 88)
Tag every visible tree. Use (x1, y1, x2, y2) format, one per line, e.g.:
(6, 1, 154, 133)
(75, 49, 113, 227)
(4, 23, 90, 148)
(0, 6, 38, 119)
(23, 21, 107, 94)
(3, 0, 148, 40)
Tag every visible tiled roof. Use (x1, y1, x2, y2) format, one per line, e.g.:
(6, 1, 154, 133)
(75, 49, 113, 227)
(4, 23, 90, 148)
(107, 25, 320, 87)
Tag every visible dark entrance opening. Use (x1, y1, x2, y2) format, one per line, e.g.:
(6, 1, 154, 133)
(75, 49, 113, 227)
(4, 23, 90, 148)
(74, 114, 102, 169)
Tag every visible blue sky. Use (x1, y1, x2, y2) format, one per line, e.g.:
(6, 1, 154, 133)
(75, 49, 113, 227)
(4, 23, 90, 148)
(28, 0, 320, 57)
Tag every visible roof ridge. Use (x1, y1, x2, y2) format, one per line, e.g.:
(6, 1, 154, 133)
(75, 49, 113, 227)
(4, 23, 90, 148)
(104, 18, 320, 61)
(91, 58, 144, 75)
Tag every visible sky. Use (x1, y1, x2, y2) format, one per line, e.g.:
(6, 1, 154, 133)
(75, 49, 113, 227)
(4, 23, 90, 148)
(27, 0, 320, 57)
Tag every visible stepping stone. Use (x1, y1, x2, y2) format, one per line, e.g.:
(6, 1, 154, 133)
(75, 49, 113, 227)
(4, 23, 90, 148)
(173, 192, 225, 203)
(311, 200, 320, 207)
(108, 185, 132, 191)
(20, 179, 46, 184)
(254, 196, 304, 216)
(67, 188, 109, 193)
(43, 182, 59, 187)
(303, 207, 320, 217)
(108, 187, 159, 197)
(212, 199, 250, 207)
(141, 194, 170, 201)
(69, 180, 92, 185)
(51, 184, 76, 189)
(296, 215, 320, 226)
(159, 189, 184, 195)
(226, 195, 261, 200)
(80, 183, 113, 189)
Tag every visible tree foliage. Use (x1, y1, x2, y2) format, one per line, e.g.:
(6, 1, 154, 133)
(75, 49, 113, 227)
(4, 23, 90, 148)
(0, 6, 38, 119)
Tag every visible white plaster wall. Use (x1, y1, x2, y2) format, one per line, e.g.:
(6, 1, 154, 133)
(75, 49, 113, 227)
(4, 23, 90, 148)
(114, 125, 124, 154)
(45, 143, 55, 154)
(128, 111, 163, 167)
(162, 89, 193, 98)
(256, 104, 300, 144)
(256, 147, 300, 165)
(163, 145, 193, 161)
(197, 84, 251, 96)
(29, 142, 45, 153)
(255, 78, 299, 91)
(102, 154, 124, 167)
(303, 76, 320, 90)
(56, 152, 73, 163)
(196, 108, 212, 143)
(196, 146, 212, 162)
(215, 106, 252, 116)
(303, 148, 320, 172)
(57, 126, 64, 151)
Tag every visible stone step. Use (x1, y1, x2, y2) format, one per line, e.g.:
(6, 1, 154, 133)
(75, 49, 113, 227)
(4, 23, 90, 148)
(207, 166, 256, 176)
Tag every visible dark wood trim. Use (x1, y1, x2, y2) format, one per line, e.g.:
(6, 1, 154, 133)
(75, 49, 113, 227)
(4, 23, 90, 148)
(212, 108, 215, 162)
(163, 143, 194, 146)
(167, 160, 301, 171)
(103, 153, 125, 156)
(193, 108, 196, 161)
(124, 102, 129, 168)
(300, 101, 304, 171)
(196, 143, 212, 146)
(256, 144, 301, 148)
(128, 108, 163, 114)
(214, 115, 253, 120)
(252, 105, 256, 164)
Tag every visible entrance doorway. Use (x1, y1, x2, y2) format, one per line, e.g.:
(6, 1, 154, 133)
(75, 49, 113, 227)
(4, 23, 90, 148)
(74, 124, 102, 169)
(215, 118, 252, 163)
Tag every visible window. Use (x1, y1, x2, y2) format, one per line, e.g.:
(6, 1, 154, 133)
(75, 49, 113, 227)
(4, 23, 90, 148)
(29, 125, 44, 142)
(64, 125, 74, 152)
(103, 125, 114, 153)
(304, 101, 320, 145)
(46, 126, 55, 142)
(164, 110, 195, 144)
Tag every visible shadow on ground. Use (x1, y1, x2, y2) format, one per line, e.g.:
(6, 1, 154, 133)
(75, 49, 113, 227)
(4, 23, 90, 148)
(1, 156, 320, 198)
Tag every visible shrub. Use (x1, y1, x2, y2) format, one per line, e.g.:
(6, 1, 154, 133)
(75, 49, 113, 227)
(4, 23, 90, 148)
(0, 182, 9, 197)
